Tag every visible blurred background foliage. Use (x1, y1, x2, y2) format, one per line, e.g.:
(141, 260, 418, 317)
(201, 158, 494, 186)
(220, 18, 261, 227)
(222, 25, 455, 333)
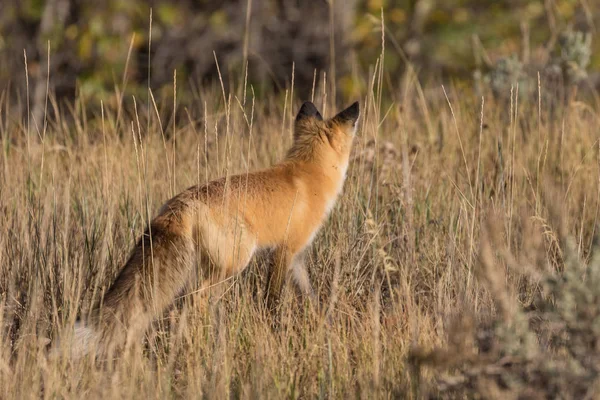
(0, 0, 598, 112)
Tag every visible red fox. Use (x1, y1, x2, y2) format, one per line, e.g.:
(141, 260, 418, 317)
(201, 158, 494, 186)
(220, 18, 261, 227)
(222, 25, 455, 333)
(64, 101, 360, 357)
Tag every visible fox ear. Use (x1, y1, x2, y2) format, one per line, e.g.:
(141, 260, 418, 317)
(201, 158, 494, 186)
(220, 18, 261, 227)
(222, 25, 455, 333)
(332, 101, 360, 126)
(296, 101, 323, 122)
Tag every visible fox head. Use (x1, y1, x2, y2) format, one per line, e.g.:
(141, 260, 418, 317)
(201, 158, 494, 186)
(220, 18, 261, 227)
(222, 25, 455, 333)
(288, 101, 360, 165)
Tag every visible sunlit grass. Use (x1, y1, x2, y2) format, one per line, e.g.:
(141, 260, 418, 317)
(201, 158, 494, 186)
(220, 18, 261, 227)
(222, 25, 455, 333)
(1, 49, 600, 397)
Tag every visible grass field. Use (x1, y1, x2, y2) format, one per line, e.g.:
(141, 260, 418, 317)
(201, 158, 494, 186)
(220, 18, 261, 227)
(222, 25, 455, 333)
(2, 54, 600, 398)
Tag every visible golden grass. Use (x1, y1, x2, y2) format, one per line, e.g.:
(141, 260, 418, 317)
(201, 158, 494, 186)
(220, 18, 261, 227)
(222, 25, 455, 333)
(1, 61, 600, 398)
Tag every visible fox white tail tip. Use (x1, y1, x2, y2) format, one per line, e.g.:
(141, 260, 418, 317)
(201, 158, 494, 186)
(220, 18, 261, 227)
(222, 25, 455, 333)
(71, 322, 98, 356)
(50, 322, 98, 359)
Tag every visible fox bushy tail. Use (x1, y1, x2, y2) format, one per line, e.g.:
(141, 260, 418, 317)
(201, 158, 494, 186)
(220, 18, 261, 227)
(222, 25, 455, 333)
(70, 214, 195, 358)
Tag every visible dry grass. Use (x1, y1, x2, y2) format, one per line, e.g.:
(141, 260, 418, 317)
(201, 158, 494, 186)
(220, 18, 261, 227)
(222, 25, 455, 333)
(2, 55, 600, 398)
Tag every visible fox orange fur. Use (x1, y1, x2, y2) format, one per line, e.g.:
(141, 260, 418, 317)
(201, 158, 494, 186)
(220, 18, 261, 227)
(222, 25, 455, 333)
(64, 101, 360, 357)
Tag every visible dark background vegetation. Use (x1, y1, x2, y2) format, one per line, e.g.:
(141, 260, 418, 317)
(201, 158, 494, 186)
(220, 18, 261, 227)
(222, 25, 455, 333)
(1, 0, 599, 110)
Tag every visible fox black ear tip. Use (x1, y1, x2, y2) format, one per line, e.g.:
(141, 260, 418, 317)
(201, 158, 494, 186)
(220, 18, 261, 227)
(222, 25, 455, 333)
(297, 101, 321, 121)
(299, 101, 317, 113)
(346, 101, 360, 119)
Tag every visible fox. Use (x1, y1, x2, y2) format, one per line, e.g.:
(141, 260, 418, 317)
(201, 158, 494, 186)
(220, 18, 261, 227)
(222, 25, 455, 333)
(62, 100, 360, 357)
